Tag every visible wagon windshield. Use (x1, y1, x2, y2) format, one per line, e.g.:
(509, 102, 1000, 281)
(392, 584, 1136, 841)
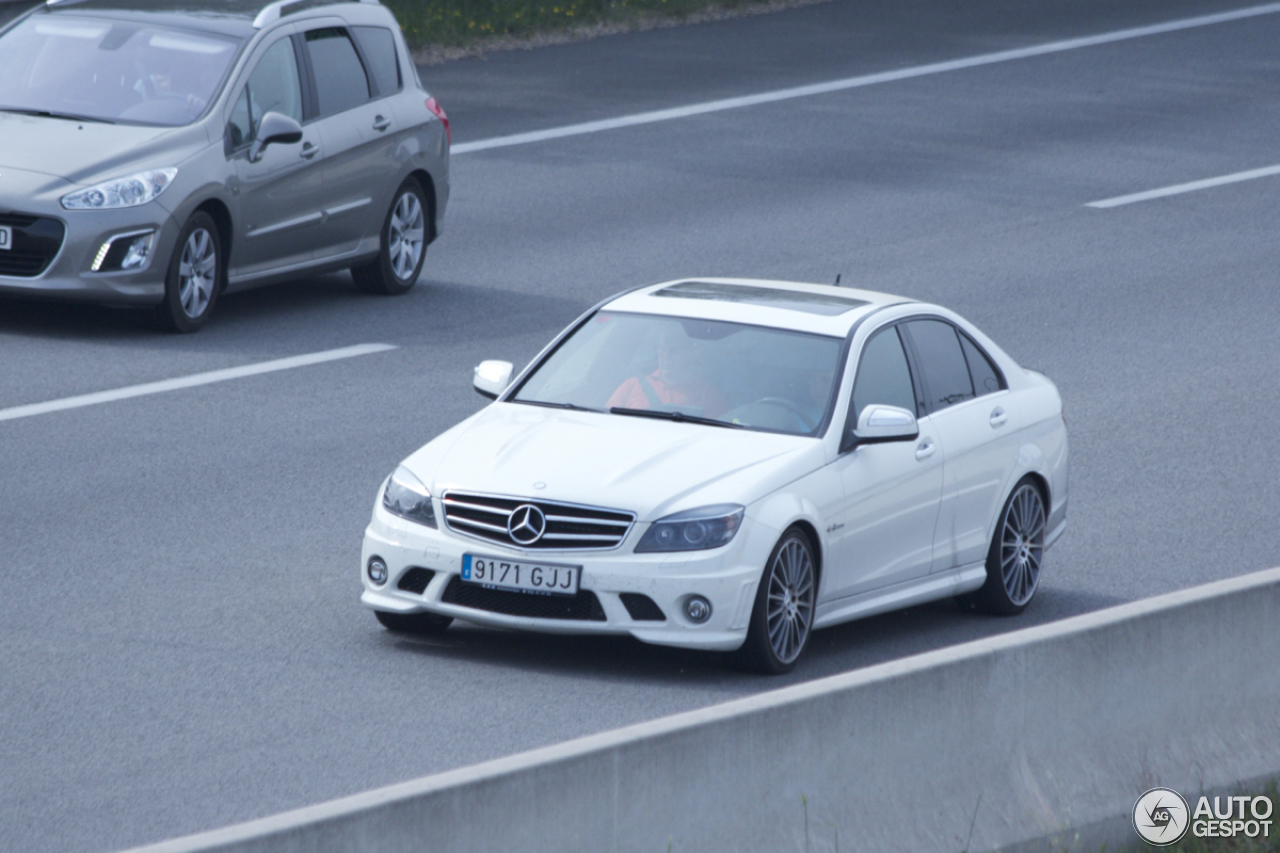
(513, 312, 845, 437)
(0, 15, 241, 126)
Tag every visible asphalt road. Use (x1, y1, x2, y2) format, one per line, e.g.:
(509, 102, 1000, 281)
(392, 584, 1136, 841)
(3, 0, 1279, 850)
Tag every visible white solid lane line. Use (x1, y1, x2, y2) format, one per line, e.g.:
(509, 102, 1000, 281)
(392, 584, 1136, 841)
(0, 343, 397, 423)
(1086, 163, 1280, 208)
(451, 1, 1280, 156)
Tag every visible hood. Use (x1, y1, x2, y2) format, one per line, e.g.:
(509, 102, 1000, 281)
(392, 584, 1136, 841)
(405, 403, 826, 521)
(0, 112, 207, 184)
(0, 163, 72, 201)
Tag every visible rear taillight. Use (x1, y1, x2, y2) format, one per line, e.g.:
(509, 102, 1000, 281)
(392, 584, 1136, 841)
(425, 97, 449, 146)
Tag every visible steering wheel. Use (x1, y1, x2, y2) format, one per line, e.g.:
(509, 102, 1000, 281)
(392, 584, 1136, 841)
(746, 397, 815, 432)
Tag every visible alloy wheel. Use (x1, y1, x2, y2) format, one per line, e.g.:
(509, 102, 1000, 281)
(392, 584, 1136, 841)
(1000, 484, 1045, 606)
(178, 227, 217, 319)
(766, 536, 815, 665)
(389, 192, 425, 281)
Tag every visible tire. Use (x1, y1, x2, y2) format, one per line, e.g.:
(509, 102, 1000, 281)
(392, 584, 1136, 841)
(972, 477, 1046, 615)
(352, 179, 429, 296)
(375, 610, 453, 635)
(738, 528, 817, 674)
(153, 211, 222, 333)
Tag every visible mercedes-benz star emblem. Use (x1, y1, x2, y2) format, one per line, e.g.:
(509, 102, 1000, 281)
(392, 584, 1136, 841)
(508, 504, 547, 545)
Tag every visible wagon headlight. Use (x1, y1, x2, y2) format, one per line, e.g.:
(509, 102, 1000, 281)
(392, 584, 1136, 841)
(61, 168, 178, 210)
(635, 504, 744, 552)
(382, 466, 437, 528)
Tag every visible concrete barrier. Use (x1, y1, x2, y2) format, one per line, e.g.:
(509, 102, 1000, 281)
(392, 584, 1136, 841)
(123, 567, 1280, 853)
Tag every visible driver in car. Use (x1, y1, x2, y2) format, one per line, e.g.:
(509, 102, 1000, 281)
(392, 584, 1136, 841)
(607, 327, 731, 418)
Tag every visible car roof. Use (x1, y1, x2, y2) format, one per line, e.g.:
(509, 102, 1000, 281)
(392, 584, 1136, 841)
(38, 0, 377, 38)
(601, 278, 914, 338)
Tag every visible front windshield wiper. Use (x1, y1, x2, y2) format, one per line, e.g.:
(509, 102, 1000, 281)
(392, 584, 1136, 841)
(0, 107, 114, 125)
(515, 399, 600, 412)
(609, 407, 742, 429)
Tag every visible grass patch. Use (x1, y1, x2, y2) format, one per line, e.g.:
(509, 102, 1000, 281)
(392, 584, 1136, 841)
(382, 0, 830, 55)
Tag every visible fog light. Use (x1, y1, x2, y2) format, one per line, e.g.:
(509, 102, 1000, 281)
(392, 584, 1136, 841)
(91, 230, 156, 272)
(367, 557, 388, 586)
(684, 595, 712, 623)
(120, 233, 154, 270)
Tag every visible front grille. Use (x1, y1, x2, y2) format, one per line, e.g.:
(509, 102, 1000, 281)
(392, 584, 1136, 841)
(442, 576, 606, 621)
(0, 213, 65, 278)
(397, 567, 435, 594)
(442, 491, 634, 551)
(619, 593, 666, 622)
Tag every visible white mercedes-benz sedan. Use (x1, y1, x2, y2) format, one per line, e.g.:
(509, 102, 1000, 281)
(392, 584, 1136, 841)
(361, 278, 1068, 672)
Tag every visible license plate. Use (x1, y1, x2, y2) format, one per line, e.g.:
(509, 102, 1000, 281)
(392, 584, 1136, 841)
(0, 226, 10, 251)
(461, 554, 580, 596)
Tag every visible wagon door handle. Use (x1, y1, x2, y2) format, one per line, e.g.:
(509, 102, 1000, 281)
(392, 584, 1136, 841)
(299, 141, 319, 160)
(989, 407, 1008, 428)
(915, 440, 936, 461)
(372, 115, 392, 132)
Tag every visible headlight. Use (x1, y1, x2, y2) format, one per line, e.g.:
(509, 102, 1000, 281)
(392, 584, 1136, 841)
(382, 466, 437, 528)
(635, 504, 744, 552)
(61, 168, 178, 210)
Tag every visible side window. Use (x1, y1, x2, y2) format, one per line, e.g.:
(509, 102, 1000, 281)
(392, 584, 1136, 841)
(849, 326, 917, 434)
(305, 27, 370, 116)
(959, 333, 1004, 396)
(228, 87, 252, 147)
(228, 38, 303, 148)
(352, 26, 401, 97)
(904, 319, 974, 413)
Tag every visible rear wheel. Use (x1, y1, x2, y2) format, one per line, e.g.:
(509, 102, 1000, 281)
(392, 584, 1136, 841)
(375, 610, 453, 635)
(352, 179, 429, 296)
(739, 528, 817, 674)
(153, 211, 221, 333)
(973, 478, 1046, 615)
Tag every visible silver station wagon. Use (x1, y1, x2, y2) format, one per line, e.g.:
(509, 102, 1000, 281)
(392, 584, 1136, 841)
(0, 0, 450, 331)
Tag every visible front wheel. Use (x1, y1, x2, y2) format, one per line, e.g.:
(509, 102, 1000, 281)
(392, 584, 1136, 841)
(153, 211, 222, 333)
(739, 528, 817, 674)
(352, 179, 429, 296)
(973, 478, 1046, 615)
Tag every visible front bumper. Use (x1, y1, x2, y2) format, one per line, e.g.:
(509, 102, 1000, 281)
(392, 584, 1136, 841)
(360, 501, 776, 652)
(0, 196, 179, 305)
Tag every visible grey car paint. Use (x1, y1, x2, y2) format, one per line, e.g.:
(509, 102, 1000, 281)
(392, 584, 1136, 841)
(0, 0, 449, 307)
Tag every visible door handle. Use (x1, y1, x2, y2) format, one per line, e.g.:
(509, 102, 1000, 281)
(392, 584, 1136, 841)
(299, 141, 319, 160)
(372, 116, 391, 132)
(989, 407, 1008, 428)
(915, 440, 936, 461)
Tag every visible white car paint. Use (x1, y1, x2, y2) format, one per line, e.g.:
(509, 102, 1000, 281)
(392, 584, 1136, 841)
(360, 278, 1068, 662)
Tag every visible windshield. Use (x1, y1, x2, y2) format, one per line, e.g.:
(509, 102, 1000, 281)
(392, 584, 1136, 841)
(0, 15, 241, 126)
(513, 312, 845, 436)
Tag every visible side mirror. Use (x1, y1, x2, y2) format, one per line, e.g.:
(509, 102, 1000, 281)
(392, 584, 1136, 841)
(473, 360, 513, 400)
(248, 112, 303, 163)
(841, 404, 918, 452)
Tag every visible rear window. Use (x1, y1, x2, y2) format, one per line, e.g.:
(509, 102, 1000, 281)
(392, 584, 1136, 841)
(352, 26, 401, 97)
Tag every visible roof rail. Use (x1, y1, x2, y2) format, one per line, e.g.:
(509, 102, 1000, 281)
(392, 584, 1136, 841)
(253, 0, 379, 29)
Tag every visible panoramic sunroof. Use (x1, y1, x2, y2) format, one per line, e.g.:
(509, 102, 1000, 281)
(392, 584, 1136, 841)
(652, 281, 868, 316)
